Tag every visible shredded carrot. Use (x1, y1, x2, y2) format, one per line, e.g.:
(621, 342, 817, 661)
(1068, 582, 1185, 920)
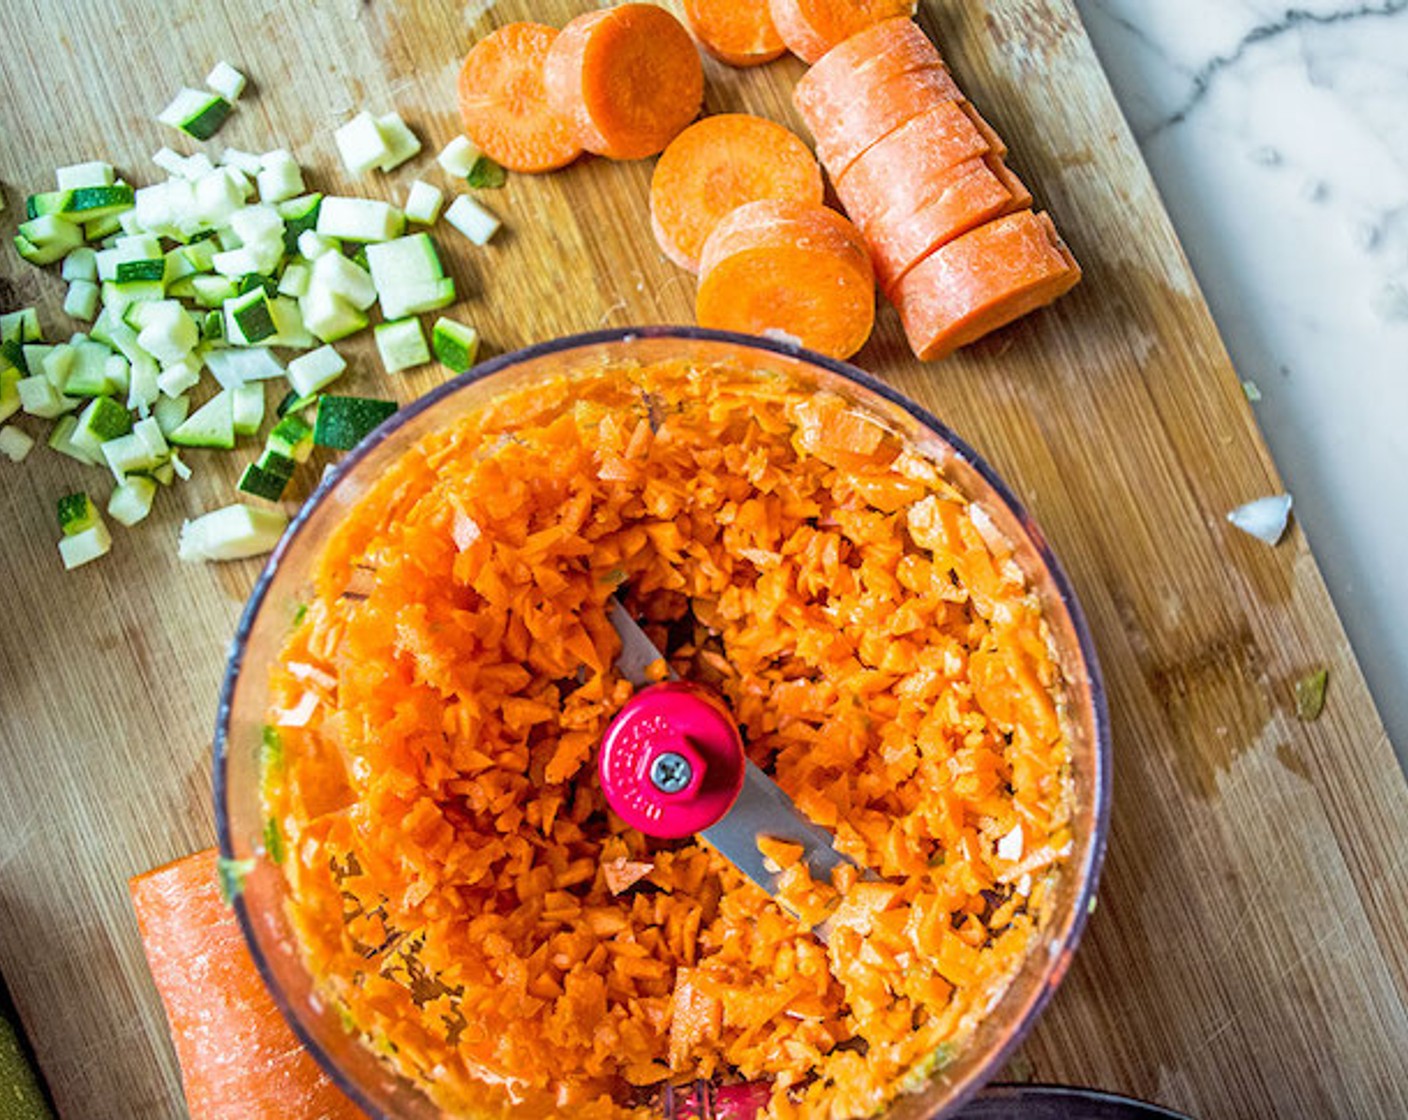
(263, 359, 1075, 1118)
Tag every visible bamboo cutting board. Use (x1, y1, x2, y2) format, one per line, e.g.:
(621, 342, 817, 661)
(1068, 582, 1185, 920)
(1, 1, 1406, 1117)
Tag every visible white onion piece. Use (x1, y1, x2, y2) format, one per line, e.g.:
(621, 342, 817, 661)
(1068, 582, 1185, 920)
(1227, 494, 1293, 545)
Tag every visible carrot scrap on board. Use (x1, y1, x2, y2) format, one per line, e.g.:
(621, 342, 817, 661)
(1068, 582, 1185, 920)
(891, 210, 1081, 361)
(768, 0, 919, 64)
(683, 0, 787, 67)
(457, 22, 583, 173)
(695, 199, 875, 359)
(545, 4, 705, 161)
(650, 114, 824, 273)
(129, 848, 365, 1120)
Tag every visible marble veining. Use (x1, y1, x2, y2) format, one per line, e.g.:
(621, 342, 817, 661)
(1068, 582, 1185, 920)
(1074, 0, 1408, 753)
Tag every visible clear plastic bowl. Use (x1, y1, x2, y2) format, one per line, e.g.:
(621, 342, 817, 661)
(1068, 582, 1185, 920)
(215, 326, 1111, 1120)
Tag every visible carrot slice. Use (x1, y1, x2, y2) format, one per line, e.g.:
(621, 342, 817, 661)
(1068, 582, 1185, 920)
(846, 155, 1031, 292)
(129, 849, 364, 1120)
(456, 22, 583, 174)
(891, 210, 1081, 361)
(683, 0, 787, 67)
(545, 5, 705, 161)
(962, 101, 1009, 157)
(696, 199, 875, 359)
(832, 99, 993, 229)
(768, 0, 919, 64)
(650, 114, 824, 273)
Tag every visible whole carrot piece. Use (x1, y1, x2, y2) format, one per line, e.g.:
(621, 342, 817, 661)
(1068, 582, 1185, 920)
(457, 22, 583, 173)
(696, 199, 875, 359)
(651, 114, 824, 273)
(546, 4, 704, 161)
(129, 849, 365, 1120)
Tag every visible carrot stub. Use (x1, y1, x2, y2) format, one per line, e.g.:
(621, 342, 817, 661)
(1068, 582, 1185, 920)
(683, 0, 786, 67)
(129, 848, 365, 1120)
(545, 4, 705, 161)
(650, 114, 824, 273)
(457, 22, 583, 174)
(696, 199, 875, 359)
(768, 0, 919, 64)
(891, 210, 1081, 360)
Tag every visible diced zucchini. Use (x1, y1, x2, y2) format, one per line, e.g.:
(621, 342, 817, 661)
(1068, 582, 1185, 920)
(100, 430, 161, 481)
(40, 344, 76, 392)
(193, 168, 244, 226)
(205, 60, 247, 102)
(169, 389, 235, 448)
(204, 347, 284, 387)
(437, 136, 478, 178)
(432, 317, 480, 373)
(48, 415, 100, 465)
(153, 393, 191, 436)
(286, 344, 346, 397)
(108, 476, 158, 526)
(237, 462, 288, 501)
(74, 397, 134, 455)
(465, 154, 507, 190)
(256, 150, 304, 204)
(136, 302, 199, 364)
(375, 112, 422, 171)
(201, 309, 225, 342)
(257, 446, 297, 479)
(83, 213, 123, 242)
(26, 190, 71, 218)
(445, 195, 500, 246)
(57, 491, 100, 535)
(313, 395, 397, 450)
(275, 390, 315, 418)
(191, 275, 239, 308)
(58, 521, 112, 569)
(17, 374, 76, 418)
(263, 297, 315, 350)
(334, 111, 392, 176)
(151, 147, 189, 177)
(315, 196, 404, 242)
(374, 318, 429, 373)
(0, 425, 35, 462)
(298, 285, 367, 344)
(178, 503, 288, 561)
(127, 352, 160, 413)
(278, 193, 323, 254)
(104, 354, 131, 397)
(169, 450, 192, 480)
(232, 383, 265, 436)
(296, 229, 338, 260)
(56, 161, 116, 191)
(267, 413, 314, 462)
(309, 251, 377, 310)
(62, 247, 99, 282)
(156, 357, 203, 399)
(16, 214, 83, 263)
(0, 367, 19, 423)
(65, 279, 101, 321)
(403, 180, 444, 226)
(133, 416, 170, 460)
(221, 147, 264, 176)
(277, 260, 311, 298)
(225, 287, 277, 344)
(0, 340, 28, 376)
(1, 309, 42, 344)
(158, 87, 233, 140)
(115, 257, 165, 284)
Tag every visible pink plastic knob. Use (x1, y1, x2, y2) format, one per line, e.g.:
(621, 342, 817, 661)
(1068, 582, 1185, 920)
(599, 682, 746, 839)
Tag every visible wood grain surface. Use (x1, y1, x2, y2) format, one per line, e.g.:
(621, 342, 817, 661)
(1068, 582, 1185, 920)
(2, 1, 1406, 1117)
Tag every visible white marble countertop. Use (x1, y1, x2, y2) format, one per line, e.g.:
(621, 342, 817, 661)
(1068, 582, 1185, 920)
(1074, 0, 1408, 756)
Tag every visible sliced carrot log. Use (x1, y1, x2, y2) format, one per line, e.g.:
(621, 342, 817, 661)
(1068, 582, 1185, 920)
(768, 0, 919, 64)
(683, 0, 787, 67)
(832, 99, 993, 229)
(457, 22, 582, 174)
(650, 114, 824, 273)
(891, 210, 1081, 361)
(696, 199, 875, 360)
(849, 156, 1031, 292)
(129, 849, 365, 1120)
(545, 5, 704, 161)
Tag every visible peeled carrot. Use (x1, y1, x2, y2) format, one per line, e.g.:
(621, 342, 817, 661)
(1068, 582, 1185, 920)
(891, 210, 1081, 360)
(832, 100, 994, 230)
(545, 4, 704, 161)
(768, 0, 918, 64)
(129, 849, 365, 1120)
(845, 155, 1030, 292)
(696, 199, 875, 359)
(457, 22, 583, 174)
(683, 0, 786, 67)
(650, 114, 824, 273)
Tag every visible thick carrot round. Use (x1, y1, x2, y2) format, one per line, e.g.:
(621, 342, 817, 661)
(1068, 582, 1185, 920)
(833, 99, 994, 230)
(696, 199, 875, 359)
(650, 114, 824, 273)
(129, 849, 365, 1120)
(545, 4, 704, 161)
(768, 0, 918, 64)
(891, 210, 1081, 360)
(457, 22, 583, 174)
(846, 156, 1031, 292)
(683, 0, 786, 67)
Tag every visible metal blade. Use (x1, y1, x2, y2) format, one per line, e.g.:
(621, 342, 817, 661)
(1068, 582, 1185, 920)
(607, 599, 860, 932)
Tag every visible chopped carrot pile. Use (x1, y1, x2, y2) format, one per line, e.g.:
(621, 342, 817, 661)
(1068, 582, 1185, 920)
(262, 359, 1074, 1119)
